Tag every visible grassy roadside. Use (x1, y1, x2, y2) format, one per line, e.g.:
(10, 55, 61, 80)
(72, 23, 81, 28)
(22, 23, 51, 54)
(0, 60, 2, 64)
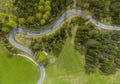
(43, 37, 85, 84)
(0, 45, 40, 84)
(43, 37, 120, 84)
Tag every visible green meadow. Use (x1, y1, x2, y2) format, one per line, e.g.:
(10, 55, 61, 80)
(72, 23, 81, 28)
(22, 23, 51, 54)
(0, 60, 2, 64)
(43, 37, 120, 84)
(0, 46, 40, 84)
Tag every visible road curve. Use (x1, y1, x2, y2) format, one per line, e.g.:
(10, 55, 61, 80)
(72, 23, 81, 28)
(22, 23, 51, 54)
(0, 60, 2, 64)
(8, 9, 120, 84)
(14, 54, 45, 84)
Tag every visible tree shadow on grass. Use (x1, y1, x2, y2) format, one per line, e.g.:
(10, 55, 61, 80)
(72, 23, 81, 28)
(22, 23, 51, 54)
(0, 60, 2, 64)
(52, 48, 63, 57)
(6, 53, 13, 59)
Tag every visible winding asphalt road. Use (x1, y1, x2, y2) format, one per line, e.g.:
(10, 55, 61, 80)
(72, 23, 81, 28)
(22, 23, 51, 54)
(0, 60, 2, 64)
(8, 9, 120, 84)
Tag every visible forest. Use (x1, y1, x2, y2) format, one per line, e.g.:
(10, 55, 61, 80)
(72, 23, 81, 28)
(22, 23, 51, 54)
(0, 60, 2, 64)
(0, 0, 73, 34)
(77, 0, 120, 26)
(75, 17, 120, 75)
(13, 0, 73, 29)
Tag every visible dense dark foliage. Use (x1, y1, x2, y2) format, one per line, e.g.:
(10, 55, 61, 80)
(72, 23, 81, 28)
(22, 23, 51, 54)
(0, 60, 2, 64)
(14, 0, 51, 28)
(77, 0, 120, 25)
(13, 0, 73, 29)
(75, 17, 120, 75)
(51, 0, 73, 18)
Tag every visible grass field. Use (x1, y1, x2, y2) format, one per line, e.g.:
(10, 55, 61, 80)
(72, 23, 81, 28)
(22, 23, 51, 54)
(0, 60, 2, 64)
(0, 45, 40, 84)
(43, 37, 120, 84)
(43, 37, 85, 84)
